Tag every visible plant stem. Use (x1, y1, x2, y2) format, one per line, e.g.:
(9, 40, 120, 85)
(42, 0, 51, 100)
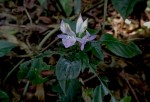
(102, 0, 108, 33)
(3, 59, 25, 84)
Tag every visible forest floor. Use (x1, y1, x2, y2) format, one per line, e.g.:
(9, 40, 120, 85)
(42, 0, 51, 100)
(0, 0, 150, 102)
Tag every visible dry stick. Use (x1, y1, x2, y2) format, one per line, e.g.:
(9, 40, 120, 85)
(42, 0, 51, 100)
(20, 80, 30, 102)
(20, 8, 33, 102)
(41, 38, 59, 52)
(83, 0, 104, 14)
(38, 27, 59, 50)
(38, 1, 104, 52)
(121, 72, 139, 102)
(24, 7, 33, 51)
(83, 75, 97, 83)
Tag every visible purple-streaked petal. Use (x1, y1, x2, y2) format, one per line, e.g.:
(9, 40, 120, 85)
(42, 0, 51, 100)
(89, 35, 96, 41)
(57, 34, 68, 39)
(76, 14, 83, 33)
(62, 37, 76, 48)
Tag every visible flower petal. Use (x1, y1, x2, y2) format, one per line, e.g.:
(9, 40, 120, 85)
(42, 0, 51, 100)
(60, 20, 66, 33)
(65, 24, 76, 36)
(85, 30, 90, 36)
(89, 35, 96, 41)
(80, 43, 85, 51)
(76, 37, 82, 43)
(60, 20, 75, 36)
(62, 37, 76, 48)
(79, 18, 88, 33)
(76, 14, 83, 33)
(57, 34, 68, 39)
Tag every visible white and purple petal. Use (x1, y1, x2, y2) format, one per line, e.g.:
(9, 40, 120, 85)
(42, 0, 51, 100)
(57, 34, 68, 39)
(62, 37, 76, 48)
(60, 20, 66, 33)
(80, 43, 86, 51)
(78, 30, 96, 50)
(89, 35, 96, 41)
(76, 14, 83, 34)
(60, 20, 75, 36)
(79, 18, 88, 34)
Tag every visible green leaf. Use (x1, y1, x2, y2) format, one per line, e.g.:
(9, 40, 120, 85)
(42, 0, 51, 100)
(87, 28, 100, 35)
(93, 84, 109, 102)
(56, 57, 81, 94)
(0, 40, 16, 57)
(74, 0, 81, 14)
(120, 96, 131, 102)
(76, 52, 89, 72)
(89, 60, 99, 74)
(100, 34, 142, 58)
(18, 58, 50, 84)
(60, 79, 82, 102)
(59, 0, 72, 16)
(56, 57, 81, 80)
(0, 90, 9, 102)
(111, 0, 140, 19)
(91, 41, 104, 60)
(52, 80, 82, 102)
(89, 62, 116, 102)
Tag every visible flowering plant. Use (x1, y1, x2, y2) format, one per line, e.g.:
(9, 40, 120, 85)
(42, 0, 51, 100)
(57, 14, 96, 50)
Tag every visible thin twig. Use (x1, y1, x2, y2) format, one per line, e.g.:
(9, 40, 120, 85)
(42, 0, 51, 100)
(26, 35, 32, 50)
(3, 59, 25, 84)
(120, 71, 139, 102)
(41, 38, 59, 52)
(83, 0, 104, 14)
(20, 80, 30, 102)
(84, 75, 97, 83)
(38, 27, 59, 50)
(24, 7, 33, 51)
(17, 54, 34, 58)
(24, 7, 33, 25)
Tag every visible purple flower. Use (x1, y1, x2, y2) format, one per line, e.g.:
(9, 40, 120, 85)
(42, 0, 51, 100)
(57, 20, 76, 48)
(77, 31, 96, 51)
(57, 14, 95, 50)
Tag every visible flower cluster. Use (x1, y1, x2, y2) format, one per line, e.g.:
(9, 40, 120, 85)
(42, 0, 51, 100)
(57, 14, 96, 51)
